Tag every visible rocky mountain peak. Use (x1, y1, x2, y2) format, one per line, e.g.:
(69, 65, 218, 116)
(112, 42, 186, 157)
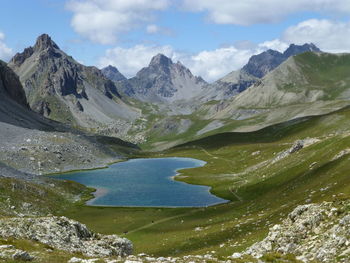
(242, 43, 321, 79)
(283, 43, 321, 58)
(101, 65, 126, 82)
(34, 34, 59, 52)
(149, 53, 173, 68)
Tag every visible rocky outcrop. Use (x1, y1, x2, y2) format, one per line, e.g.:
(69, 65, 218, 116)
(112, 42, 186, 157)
(102, 65, 126, 82)
(0, 216, 132, 257)
(272, 138, 320, 164)
(245, 201, 350, 262)
(0, 245, 34, 261)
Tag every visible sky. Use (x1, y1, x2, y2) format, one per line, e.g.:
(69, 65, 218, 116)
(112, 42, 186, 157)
(1, 0, 350, 82)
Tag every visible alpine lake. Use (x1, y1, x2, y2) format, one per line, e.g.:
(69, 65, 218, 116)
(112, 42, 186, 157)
(52, 157, 227, 207)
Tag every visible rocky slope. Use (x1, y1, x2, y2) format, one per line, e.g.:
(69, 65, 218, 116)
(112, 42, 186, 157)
(116, 54, 209, 104)
(8, 34, 140, 137)
(209, 43, 321, 100)
(244, 200, 350, 263)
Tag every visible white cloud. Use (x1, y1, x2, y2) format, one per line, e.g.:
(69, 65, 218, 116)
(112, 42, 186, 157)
(181, 0, 350, 25)
(182, 47, 255, 82)
(0, 32, 13, 61)
(66, 0, 170, 44)
(282, 19, 350, 53)
(146, 24, 173, 36)
(146, 24, 160, 34)
(258, 39, 289, 53)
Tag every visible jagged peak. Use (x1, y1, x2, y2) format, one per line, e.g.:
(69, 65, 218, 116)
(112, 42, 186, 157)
(34, 34, 59, 52)
(104, 65, 118, 71)
(265, 49, 282, 55)
(283, 43, 321, 57)
(149, 53, 173, 67)
(101, 65, 126, 81)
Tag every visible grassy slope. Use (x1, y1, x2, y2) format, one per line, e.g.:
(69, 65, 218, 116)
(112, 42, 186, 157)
(61, 106, 350, 259)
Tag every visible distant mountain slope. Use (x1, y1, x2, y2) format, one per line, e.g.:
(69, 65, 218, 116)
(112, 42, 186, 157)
(243, 43, 320, 79)
(228, 52, 350, 109)
(117, 54, 209, 103)
(8, 34, 140, 136)
(101, 65, 126, 82)
(143, 51, 350, 149)
(210, 43, 321, 100)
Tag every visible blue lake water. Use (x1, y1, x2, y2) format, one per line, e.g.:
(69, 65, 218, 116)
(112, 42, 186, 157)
(52, 157, 227, 207)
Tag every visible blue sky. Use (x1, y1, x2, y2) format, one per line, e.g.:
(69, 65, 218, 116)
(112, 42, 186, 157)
(1, 0, 350, 81)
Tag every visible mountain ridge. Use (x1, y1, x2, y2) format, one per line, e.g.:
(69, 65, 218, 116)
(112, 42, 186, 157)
(209, 43, 322, 101)
(8, 34, 140, 138)
(115, 53, 209, 104)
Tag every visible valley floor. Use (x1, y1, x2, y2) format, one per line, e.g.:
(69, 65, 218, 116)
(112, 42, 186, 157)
(2, 106, 350, 262)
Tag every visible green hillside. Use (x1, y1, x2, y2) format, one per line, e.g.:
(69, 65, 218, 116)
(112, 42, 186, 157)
(59, 105, 350, 260)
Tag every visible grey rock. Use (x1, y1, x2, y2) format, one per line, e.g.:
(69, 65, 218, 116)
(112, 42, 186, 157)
(0, 216, 133, 257)
(102, 65, 126, 82)
(12, 250, 34, 261)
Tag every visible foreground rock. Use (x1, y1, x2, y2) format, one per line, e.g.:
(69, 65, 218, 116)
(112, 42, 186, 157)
(0, 216, 132, 257)
(245, 201, 350, 262)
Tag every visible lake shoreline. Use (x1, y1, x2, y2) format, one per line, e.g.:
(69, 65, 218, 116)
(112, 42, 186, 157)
(86, 187, 109, 205)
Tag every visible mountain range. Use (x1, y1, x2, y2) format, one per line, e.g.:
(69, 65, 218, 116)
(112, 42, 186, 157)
(3, 34, 350, 149)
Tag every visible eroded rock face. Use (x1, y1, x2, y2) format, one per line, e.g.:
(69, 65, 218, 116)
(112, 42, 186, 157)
(245, 201, 350, 262)
(0, 216, 133, 257)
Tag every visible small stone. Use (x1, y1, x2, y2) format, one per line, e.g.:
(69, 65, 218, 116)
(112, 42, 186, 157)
(12, 250, 34, 261)
(231, 252, 242, 259)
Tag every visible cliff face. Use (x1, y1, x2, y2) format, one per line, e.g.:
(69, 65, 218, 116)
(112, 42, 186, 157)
(0, 60, 28, 107)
